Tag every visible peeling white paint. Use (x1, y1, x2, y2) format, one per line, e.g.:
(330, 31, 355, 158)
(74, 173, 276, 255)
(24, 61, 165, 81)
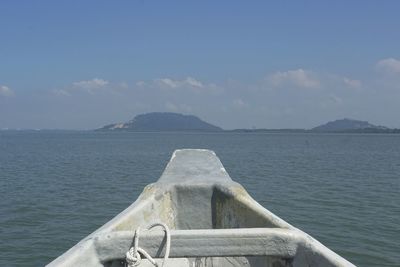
(47, 149, 355, 267)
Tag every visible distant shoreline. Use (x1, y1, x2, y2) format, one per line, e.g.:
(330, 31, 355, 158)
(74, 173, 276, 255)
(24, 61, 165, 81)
(226, 128, 400, 134)
(6, 113, 396, 134)
(2, 128, 400, 134)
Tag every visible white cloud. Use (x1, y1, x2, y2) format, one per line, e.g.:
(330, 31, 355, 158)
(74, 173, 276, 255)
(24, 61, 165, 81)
(157, 78, 179, 88)
(156, 77, 204, 89)
(138, 76, 223, 94)
(376, 58, 400, 74)
(343, 77, 361, 89)
(73, 78, 109, 91)
(185, 77, 204, 88)
(267, 69, 320, 89)
(53, 78, 113, 95)
(0, 85, 14, 97)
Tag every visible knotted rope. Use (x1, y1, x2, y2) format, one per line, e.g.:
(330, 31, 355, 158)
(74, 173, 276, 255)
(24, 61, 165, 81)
(126, 222, 170, 267)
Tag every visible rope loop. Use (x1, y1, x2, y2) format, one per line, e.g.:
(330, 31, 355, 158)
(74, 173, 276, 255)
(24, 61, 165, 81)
(126, 222, 170, 267)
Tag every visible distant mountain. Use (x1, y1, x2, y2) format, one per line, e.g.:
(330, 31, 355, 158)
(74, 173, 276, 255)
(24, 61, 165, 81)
(312, 118, 388, 132)
(99, 112, 222, 132)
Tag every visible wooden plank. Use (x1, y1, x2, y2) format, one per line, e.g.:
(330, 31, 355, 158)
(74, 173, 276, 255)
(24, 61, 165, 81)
(94, 228, 302, 262)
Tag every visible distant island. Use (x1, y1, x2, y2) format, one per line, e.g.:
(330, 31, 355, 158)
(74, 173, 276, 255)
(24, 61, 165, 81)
(98, 113, 399, 133)
(233, 118, 399, 133)
(311, 119, 389, 132)
(98, 112, 222, 132)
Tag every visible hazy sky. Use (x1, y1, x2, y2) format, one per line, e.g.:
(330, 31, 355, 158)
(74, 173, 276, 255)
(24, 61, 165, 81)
(1, 1, 400, 129)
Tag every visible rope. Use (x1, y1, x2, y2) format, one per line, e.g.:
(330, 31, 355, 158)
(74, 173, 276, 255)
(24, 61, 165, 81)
(126, 222, 171, 267)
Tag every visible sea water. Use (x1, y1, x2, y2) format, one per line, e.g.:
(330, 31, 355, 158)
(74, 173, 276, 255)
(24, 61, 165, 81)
(0, 131, 399, 266)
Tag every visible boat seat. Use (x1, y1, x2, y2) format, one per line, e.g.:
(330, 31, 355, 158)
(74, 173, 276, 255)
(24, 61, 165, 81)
(95, 228, 319, 265)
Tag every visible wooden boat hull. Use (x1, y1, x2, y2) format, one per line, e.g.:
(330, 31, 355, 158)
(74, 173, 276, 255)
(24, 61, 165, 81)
(47, 149, 355, 267)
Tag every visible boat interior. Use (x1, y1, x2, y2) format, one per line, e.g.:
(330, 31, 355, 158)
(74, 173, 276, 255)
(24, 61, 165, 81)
(47, 149, 354, 267)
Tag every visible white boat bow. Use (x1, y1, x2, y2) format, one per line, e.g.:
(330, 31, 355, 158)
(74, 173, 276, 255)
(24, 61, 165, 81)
(47, 149, 355, 267)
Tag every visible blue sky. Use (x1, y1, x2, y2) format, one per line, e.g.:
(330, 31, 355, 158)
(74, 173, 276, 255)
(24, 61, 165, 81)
(1, 1, 400, 129)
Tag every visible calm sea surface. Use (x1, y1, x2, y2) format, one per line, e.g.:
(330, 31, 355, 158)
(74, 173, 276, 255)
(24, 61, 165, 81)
(0, 131, 399, 266)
